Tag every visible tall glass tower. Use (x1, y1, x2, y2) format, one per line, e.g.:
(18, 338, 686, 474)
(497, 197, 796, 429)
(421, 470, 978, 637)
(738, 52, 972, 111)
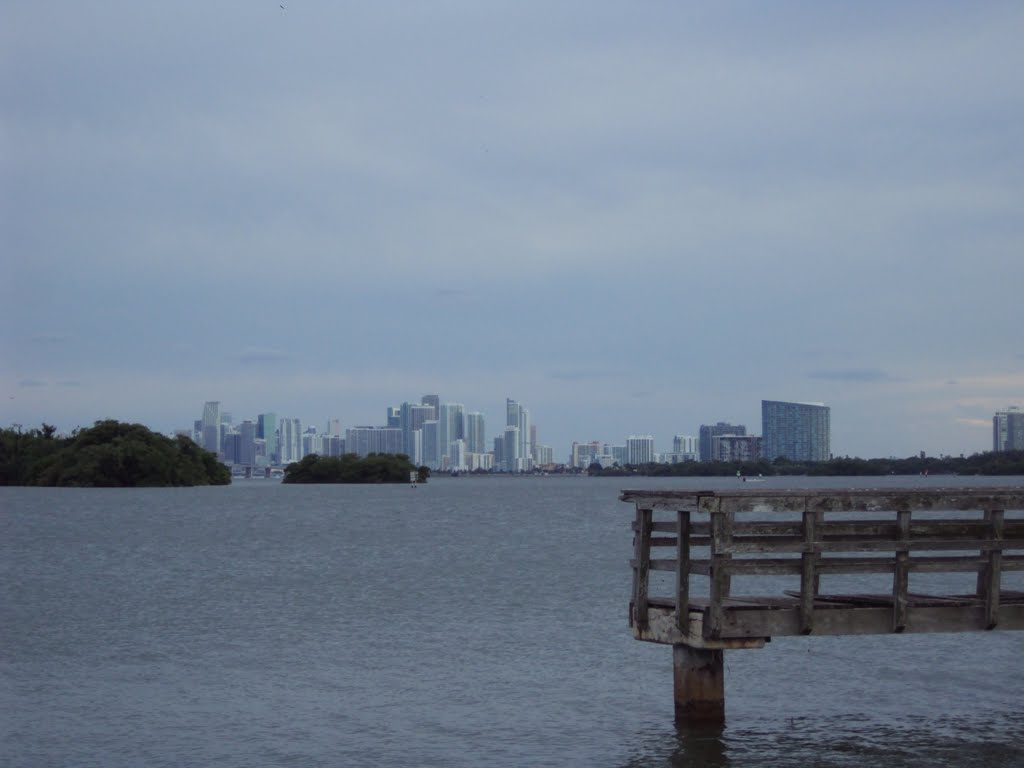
(761, 400, 830, 462)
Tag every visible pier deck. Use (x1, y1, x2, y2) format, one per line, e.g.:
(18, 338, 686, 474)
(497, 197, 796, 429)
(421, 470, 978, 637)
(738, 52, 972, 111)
(620, 487, 1024, 721)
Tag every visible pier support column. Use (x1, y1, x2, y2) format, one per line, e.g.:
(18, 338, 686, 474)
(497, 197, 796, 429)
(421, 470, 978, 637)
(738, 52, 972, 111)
(673, 644, 725, 723)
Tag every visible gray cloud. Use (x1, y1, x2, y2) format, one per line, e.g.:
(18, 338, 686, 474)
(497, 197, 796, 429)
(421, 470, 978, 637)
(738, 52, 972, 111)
(3, 1, 1022, 458)
(237, 348, 291, 364)
(806, 369, 895, 383)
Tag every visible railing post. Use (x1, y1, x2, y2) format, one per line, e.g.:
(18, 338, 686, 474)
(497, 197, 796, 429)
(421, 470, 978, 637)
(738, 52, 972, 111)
(676, 509, 691, 633)
(708, 501, 732, 639)
(799, 504, 820, 634)
(978, 508, 1004, 629)
(633, 506, 653, 630)
(893, 508, 911, 632)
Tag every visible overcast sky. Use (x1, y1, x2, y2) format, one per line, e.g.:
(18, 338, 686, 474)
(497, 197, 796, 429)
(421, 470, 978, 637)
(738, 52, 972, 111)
(3, 1, 1022, 460)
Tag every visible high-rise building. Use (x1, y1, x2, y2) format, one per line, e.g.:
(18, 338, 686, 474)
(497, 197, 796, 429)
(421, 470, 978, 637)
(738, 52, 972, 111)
(387, 407, 401, 429)
(422, 420, 439, 469)
(238, 420, 257, 466)
(503, 425, 521, 472)
(761, 400, 830, 462)
(571, 441, 602, 469)
(626, 435, 655, 466)
(202, 401, 221, 454)
(506, 398, 532, 472)
(699, 422, 746, 462)
(344, 427, 403, 457)
(278, 417, 303, 464)
(994, 406, 1024, 452)
(673, 435, 698, 461)
(421, 395, 440, 419)
(257, 413, 278, 464)
(439, 403, 465, 466)
(401, 404, 434, 457)
(465, 412, 486, 455)
(713, 434, 762, 463)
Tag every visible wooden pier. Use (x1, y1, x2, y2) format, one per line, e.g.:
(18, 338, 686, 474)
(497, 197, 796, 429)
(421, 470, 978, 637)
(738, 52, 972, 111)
(620, 487, 1024, 722)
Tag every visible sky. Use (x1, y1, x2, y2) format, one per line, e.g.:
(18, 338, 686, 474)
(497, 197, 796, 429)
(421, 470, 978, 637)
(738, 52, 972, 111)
(2, 1, 1023, 460)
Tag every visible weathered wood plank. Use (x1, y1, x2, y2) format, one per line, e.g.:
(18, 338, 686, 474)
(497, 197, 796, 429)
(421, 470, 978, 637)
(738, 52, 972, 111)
(799, 505, 818, 634)
(635, 554, 1024, 577)
(713, 537, 1022, 555)
(707, 502, 732, 638)
(676, 510, 690, 633)
(892, 509, 911, 632)
(983, 509, 1004, 628)
(710, 603, 1024, 638)
(632, 507, 652, 630)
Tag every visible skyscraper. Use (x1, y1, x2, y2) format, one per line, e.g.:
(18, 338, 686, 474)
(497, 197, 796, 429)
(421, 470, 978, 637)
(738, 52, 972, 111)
(626, 435, 655, 466)
(699, 422, 746, 462)
(202, 401, 221, 454)
(257, 413, 278, 464)
(761, 400, 830, 462)
(439, 403, 465, 467)
(993, 406, 1024, 452)
(506, 398, 532, 472)
(465, 411, 486, 455)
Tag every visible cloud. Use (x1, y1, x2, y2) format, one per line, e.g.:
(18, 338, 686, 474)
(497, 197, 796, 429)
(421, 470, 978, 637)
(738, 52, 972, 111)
(806, 369, 895, 382)
(547, 369, 611, 382)
(237, 347, 291, 364)
(18, 379, 47, 388)
(30, 333, 71, 344)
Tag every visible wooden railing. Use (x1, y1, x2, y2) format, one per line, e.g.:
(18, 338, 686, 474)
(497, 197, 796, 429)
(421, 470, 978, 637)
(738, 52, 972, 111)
(622, 488, 1024, 648)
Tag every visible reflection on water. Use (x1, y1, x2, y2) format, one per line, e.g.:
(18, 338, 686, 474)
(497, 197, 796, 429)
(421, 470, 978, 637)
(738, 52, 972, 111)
(623, 711, 1024, 768)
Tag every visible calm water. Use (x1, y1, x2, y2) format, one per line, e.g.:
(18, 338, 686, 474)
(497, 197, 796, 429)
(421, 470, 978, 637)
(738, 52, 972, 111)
(2, 476, 1023, 768)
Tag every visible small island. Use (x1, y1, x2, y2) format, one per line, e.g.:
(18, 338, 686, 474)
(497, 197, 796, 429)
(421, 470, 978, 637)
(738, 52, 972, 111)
(0, 420, 231, 487)
(282, 453, 430, 484)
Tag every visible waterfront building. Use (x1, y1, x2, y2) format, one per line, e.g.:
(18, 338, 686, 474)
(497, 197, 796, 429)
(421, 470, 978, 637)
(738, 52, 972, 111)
(257, 413, 278, 464)
(345, 426, 403, 458)
(712, 434, 762, 463)
(994, 406, 1024, 452)
(400, 402, 435, 458)
(506, 398, 532, 472)
(761, 400, 830, 462)
(571, 441, 602, 469)
(421, 420, 439, 469)
(626, 435, 655, 466)
(326, 418, 343, 437)
(439, 403, 466, 468)
(503, 425, 522, 472)
(672, 435, 698, 462)
(465, 411, 486, 455)
(237, 420, 257, 466)
(278, 417, 303, 464)
(201, 401, 221, 454)
(699, 422, 746, 462)
(533, 444, 554, 466)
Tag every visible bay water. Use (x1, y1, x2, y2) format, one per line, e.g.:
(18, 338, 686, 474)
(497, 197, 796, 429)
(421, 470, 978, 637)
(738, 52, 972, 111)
(3, 476, 1023, 767)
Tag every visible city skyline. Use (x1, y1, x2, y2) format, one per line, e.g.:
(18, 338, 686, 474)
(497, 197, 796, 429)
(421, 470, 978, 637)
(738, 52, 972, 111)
(4, 3, 1023, 460)
(183, 395, 1022, 467)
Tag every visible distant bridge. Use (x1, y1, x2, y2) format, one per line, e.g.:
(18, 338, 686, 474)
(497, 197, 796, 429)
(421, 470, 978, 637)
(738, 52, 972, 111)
(229, 465, 285, 479)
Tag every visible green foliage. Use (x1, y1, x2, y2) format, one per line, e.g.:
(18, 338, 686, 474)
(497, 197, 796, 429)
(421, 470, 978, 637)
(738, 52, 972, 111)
(282, 452, 424, 484)
(0, 420, 231, 487)
(587, 451, 1024, 478)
